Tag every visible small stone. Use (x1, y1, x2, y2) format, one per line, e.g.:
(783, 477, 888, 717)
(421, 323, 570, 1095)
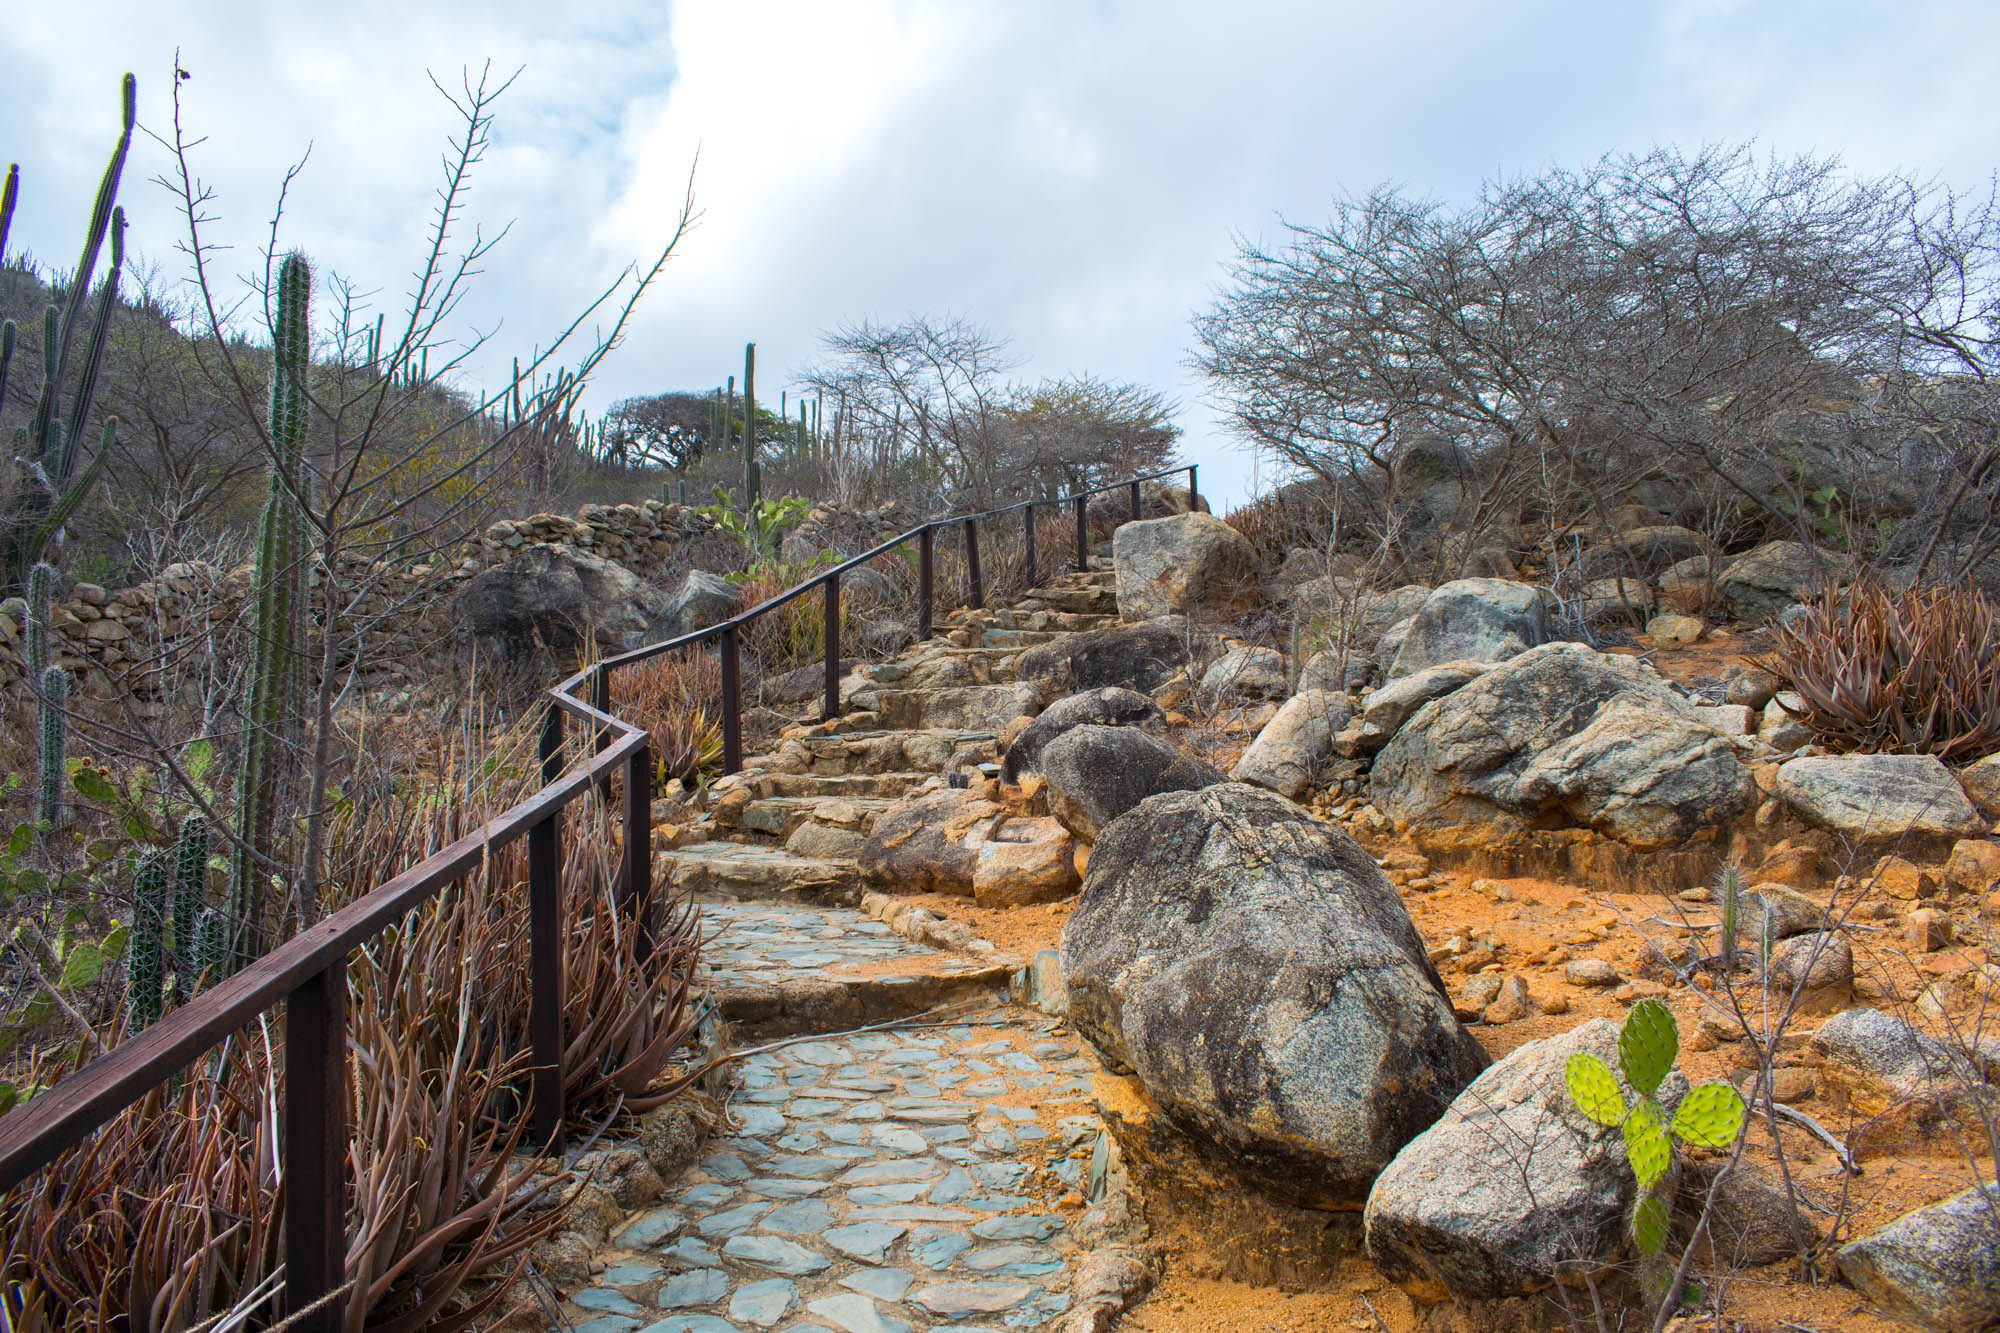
(840, 1268, 916, 1301)
(822, 1222, 906, 1264)
(1872, 856, 1939, 901)
(657, 1268, 731, 1308)
(1907, 908, 1951, 952)
(1647, 612, 1703, 644)
(1536, 993, 1571, 1016)
(909, 1281, 1037, 1317)
(805, 1293, 914, 1333)
(1482, 976, 1534, 1025)
(1564, 958, 1621, 988)
(722, 1235, 832, 1276)
(728, 1279, 798, 1329)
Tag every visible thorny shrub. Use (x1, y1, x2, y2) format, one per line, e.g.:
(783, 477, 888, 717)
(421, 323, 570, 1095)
(1770, 578, 2000, 761)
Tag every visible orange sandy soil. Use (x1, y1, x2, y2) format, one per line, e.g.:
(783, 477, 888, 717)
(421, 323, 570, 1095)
(879, 631, 2000, 1332)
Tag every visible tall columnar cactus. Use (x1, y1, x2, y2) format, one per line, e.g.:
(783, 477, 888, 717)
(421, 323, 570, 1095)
(2, 75, 133, 597)
(191, 906, 228, 993)
(1716, 863, 1743, 970)
(226, 252, 312, 968)
(127, 851, 169, 1030)
(742, 342, 760, 510)
(171, 815, 209, 963)
(36, 665, 67, 830)
(1564, 999, 1748, 1280)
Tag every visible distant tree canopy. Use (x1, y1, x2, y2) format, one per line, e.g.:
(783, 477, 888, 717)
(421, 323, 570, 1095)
(1193, 144, 2000, 578)
(799, 315, 1181, 510)
(600, 391, 715, 472)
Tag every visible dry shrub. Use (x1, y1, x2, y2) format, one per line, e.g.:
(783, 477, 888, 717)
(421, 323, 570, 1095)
(0, 705, 705, 1331)
(1771, 578, 2000, 760)
(1225, 482, 1340, 563)
(611, 648, 724, 783)
(735, 565, 830, 677)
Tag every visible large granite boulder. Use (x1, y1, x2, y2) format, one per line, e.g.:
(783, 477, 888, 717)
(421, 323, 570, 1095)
(1775, 755, 1985, 843)
(1112, 513, 1261, 622)
(1717, 541, 1842, 622)
(1962, 753, 2000, 819)
(1349, 660, 1491, 754)
(1390, 432, 1479, 533)
(1387, 579, 1549, 681)
(456, 544, 676, 661)
(1838, 1186, 2000, 1333)
(1373, 643, 1755, 850)
(663, 569, 739, 636)
(1230, 690, 1355, 798)
(1197, 646, 1287, 702)
(1062, 784, 1488, 1208)
(1016, 618, 1198, 699)
(1364, 1020, 1689, 1301)
(1001, 687, 1164, 783)
(1580, 525, 1713, 580)
(1039, 726, 1224, 840)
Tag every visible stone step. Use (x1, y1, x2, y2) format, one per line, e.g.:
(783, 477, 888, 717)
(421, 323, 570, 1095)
(695, 899, 1020, 1037)
(772, 728, 999, 776)
(762, 770, 934, 800)
(874, 682, 1039, 732)
(660, 841, 866, 904)
(1018, 584, 1118, 615)
(734, 794, 899, 840)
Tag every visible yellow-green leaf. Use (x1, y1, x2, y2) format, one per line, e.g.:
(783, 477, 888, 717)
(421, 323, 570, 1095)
(58, 941, 103, 990)
(1623, 1098, 1672, 1192)
(1565, 1051, 1628, 1127)
(1670, 1081, 1747, 1149)
(1619, 998, 1679, 1097)
(1632, 1192, 1670, 1254)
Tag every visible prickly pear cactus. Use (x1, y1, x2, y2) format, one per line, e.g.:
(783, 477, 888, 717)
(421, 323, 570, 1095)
(1562, 998, 1748, 1266)
(128, 851, 168, 1030)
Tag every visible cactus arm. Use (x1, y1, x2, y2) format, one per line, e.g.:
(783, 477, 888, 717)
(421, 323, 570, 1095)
(24, 562, 50, 681)
(171, 816, 209, 962)
(25, 420, 114, 561)
(127, 851, 168, 1029)
(58, 207, 125, 476)
(36, 665, 67, 831)
(0, 162, 17, 261)
(0, 318, 16, 419)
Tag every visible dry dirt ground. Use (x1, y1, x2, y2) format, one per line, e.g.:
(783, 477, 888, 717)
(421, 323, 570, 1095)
(886, 627, 1998, 1332)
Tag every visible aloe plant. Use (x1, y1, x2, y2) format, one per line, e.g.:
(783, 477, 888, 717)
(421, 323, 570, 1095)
(1565, 999, 1747, 1265)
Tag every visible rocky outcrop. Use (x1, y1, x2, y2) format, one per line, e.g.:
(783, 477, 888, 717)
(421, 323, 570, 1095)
(1775, 754, 1985, 843)
(1717, 541, 1842, 622)
(1581, 525, 1713, 580)
(663, 569, 738, 636)
(1387, 579, 1549, 681)
(1016, 618, 1198, 698)
(1838, 1186, 2000, 1332)
(455, 544, 678, 662)
(1063, 784, 1488, 1208)
(1196, 646, 1286, 702)
(1039, 727, 1224, 840)
(1112, 513, 1261, 622)
(1347, 660, 1490, 754)
(857, 784, 1079, 906)
(1001, 687, 1164, 783)
(1085, 480, 1203, 538)
(1373, 643, 1755, 852)
(1364, 1020, 1688, 1301)
(1230, 690, 1355, 798)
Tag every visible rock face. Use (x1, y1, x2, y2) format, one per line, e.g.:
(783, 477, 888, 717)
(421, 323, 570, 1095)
(1364, 1020, 1688, 1301)
(1373, 643, 1756, 850)
(1775, 755, 1985, 842)
(1063, 784, 1488, 1208)
(455, 544, 677, 661)
(1230, 690, 1356, 798)
(1809, 1007, 1965, 1099)
(1112, 513, 1261, 622)
(858, 784, 1078, 905)
(1039, 726, 1224, 840)
(664, 569, 739, 636)
(1838, 1185, 2000, 1333)
(1350, 661, 1490, 753)
(1016, 619, 1195, 698)
(1000, 687, 1164, 783)
(1387, 579, 1549, 681)
(1717, 541, 1839, 621)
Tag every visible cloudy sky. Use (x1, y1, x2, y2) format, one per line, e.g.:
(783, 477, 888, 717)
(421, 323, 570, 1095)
(5, 1, 1998, 506)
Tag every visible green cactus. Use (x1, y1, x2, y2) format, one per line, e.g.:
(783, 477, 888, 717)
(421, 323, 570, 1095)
(1564, 998, 1748, 1271)
(171, 815, 209, 961)
(24, 562, 50, 681)
(128, 851, 168, 1030)
(1717, 863, 1742, 970)
(742, 342, 760, 510)
(2, 75, 133, 597)
(36, 665, 68, 831)
(191, 906, 228, 994)
(226, 252, 312, 968)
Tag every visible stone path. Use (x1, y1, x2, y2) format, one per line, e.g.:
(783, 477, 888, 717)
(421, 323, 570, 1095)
(554, 566, 1129, 1332)
(560, 1017, 1102, 1333)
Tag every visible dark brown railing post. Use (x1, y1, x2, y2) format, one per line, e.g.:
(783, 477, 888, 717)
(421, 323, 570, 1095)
(1023, 504, 1036, 586)
(592, 667, 613, 794)
(720, 625, 743, 774)
(540, 703, 564, 783)
(1129, 479, 1142, 523)
(964, 518, 983, 610)
(917, 526, 935, 640)
(1187, 464, 1199, 511)
(822, 573, 841, 722)
(528, 804, 564, 1152)
(622, 742, 653, 959)
(284, 957, 348, 1333)
(1073, 494, 1088, 572)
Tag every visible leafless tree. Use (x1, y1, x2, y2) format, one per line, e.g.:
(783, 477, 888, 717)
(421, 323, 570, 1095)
(1193, 144, 2000, 579)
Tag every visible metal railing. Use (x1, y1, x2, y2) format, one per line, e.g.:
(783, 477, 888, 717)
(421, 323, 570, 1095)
(0, 463, 1195, 1331)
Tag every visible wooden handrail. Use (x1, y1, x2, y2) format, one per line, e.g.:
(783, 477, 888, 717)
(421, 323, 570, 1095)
(0, 460, 1197, 1331)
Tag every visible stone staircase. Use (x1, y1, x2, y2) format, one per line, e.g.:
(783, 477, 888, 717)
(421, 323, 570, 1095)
(546, 566, 1130, 1333)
